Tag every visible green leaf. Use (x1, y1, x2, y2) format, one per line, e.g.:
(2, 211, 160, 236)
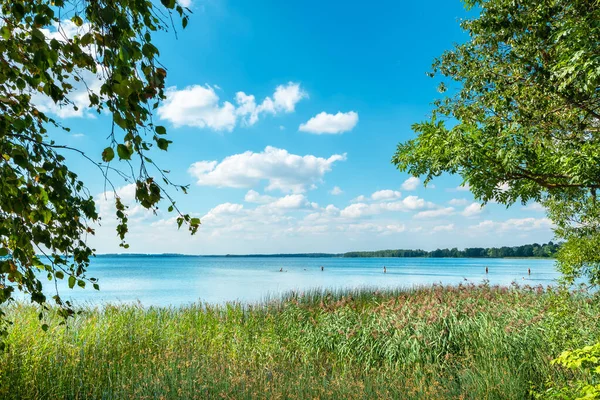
(41, 324, 49, 332)
(102, 147, 115, 162)
(117, 144, 131, 160)
(68, 276, 76, 289)
(71, 15, 84, 27)
(0, 248, 8, 257)
(100, 7, 116, 24)
(155, 126, 167, 135)
(55, 271, 64, 280)
(156, 138, 170, 151)
(160, 0, 177, 9)
(31, 28, 45, 42)
(0, 26, 10, 40)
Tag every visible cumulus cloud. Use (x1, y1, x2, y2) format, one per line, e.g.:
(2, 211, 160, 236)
(299, 111, 358, 134)
(188, 146, 346, 193)
(157, 85, 237, 131)
(330, 186, 343, 195)
(397, 196, 430, 210)
(414, 207, 455, 219)
(471, 218, 553, 232)
(201, 203, 245, 225)
(449, 198, 469, 206)
(340, 196, 430, 219)
(272, 82, 308, 112)
(340, 203, 372, 219)
(350, 195, 367, 203)
(208, 203, 244, 215)
(401, 177, 420, 191)
(462, 203, 483, 217)
(266, 194, 314, 210)
(456, 183, 471, 192)
(158, 82, 307, 131)
(371, 190, 402, 201)
(244, 190, 275, 204)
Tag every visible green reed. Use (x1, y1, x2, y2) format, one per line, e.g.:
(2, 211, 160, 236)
(1, 284, 598, 399)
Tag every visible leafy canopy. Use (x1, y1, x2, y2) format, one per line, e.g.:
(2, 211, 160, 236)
(0, 0, 198, 345)
(393, 0, 600, 285)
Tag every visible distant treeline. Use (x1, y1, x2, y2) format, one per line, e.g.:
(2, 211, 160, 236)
(343, 242, 560, 258)
(96, 242, 560, 258)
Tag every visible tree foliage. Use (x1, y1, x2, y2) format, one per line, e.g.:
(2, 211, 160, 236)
(393, 0, 600, 285)
(0, 0, 198, 346)
(343, 242, 559, 258)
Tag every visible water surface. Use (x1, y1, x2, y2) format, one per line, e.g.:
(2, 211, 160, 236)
(54, 256, 558, 306)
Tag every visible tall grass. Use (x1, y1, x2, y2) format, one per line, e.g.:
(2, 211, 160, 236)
(1, 284, 598, 399)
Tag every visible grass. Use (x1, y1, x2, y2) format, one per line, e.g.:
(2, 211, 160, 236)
(1, 283, 598, 399)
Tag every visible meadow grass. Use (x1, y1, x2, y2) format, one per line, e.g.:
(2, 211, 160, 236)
(0, 283, 598, 399)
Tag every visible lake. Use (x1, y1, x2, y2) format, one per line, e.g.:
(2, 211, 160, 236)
(51, 256, 559, 307)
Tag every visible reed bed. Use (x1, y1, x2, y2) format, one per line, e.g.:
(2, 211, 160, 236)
(1, 283, 598, 399)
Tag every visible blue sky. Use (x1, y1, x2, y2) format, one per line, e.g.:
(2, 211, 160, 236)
(45, 0, 553, 254)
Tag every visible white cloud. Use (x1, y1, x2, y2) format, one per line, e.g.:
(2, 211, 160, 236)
(371, 190, 401, 201)
(350, 195, 367, 203)
(273, 82, 308, 112)
(340, 203, 372, 219)
(462, 203, 483, 217)
(201, 203, 245, 225)
(401, 177, 420, 191)
(179, 0, 192, 7)
(414, 207, 455, 219)
(299, 111, 358, 134)
(267, 194, 313, 210)
(471, 218, 553, 233)
(158, 85, 236, 130)
(340, 196, 430, 219)
(208, 203, 244, 215)
(393, 195, 430, 211)
(456, 183, 471, 192)
(432, 223, 455, 233)
(188, 146, 346, 193)
(244, 190, 275, 204)
(449, 198, 469, 206)
(158, 82, 307, 131)
(324, 204, 340, 215)
(330, 186, 343, 195)
(523, 202, 545, 212)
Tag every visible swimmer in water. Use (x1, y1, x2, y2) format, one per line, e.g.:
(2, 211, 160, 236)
(321, 266, 324, 271)
(383, 266, 387, 274)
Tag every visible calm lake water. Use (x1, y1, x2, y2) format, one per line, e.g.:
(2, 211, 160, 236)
(50, 256, 559, 307)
